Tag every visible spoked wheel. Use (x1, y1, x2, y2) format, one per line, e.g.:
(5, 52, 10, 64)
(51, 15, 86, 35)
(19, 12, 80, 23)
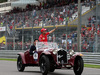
(17, 55, 25, 72)
(73, 56, 84, 75)
(40, 55, 50, 75)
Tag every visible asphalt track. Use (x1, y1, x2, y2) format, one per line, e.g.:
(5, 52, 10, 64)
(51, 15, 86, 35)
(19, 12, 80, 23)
(0, 61, 100, 75)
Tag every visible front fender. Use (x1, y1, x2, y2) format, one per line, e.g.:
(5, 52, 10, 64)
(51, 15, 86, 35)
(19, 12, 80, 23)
(39, 51, 51, 59)
(17, 52, 26, 64)
(39, 51, 52, 63)
(68, 53, 83, 66)
(42, 51, 51, 55)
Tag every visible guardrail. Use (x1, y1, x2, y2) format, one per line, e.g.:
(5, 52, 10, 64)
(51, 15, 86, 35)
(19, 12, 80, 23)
(82, 52, 100, 64)
(0, 50, 24, 58)
(0, 50, 100, 65)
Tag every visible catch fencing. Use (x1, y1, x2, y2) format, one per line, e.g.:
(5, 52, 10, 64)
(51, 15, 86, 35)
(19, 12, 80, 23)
(0, 1, 100, 53)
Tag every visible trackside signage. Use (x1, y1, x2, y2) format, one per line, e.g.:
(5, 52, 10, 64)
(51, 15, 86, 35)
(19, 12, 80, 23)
(0, 27, 6, 31)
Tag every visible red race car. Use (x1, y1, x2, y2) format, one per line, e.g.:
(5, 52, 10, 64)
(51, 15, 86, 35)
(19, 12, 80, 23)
(17, 42, 84, 75)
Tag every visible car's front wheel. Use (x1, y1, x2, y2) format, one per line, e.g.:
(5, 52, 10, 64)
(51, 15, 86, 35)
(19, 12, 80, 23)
(17, 55, 25, 72)
(67, 67, 72, 69)
(73, 56, 84, 75)
(50, 68, 55, 72)
(40, 55, 50, 75)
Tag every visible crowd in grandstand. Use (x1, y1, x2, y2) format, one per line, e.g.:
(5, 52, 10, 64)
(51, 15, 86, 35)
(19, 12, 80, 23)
(0, 0, 98, 52)
(65, 15, 100, 52)
(0, 0, 95, 28)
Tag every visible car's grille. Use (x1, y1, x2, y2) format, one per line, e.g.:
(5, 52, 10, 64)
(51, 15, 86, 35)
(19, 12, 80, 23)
(57, 50, 67, 63)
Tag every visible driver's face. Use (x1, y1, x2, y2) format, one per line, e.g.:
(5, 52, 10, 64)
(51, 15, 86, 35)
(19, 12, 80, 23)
(43, 31, 47, 34)
(34, 40, 38, 46)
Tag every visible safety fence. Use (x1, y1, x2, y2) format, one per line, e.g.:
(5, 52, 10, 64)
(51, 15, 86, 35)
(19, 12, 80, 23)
(1, 35, 100, 52)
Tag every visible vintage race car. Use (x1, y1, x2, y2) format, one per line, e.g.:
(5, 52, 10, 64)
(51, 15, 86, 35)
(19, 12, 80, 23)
(17, 42, 84, 75)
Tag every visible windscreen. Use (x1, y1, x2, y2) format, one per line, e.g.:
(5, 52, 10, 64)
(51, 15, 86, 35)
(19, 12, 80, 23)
(36, 42, 58, 51)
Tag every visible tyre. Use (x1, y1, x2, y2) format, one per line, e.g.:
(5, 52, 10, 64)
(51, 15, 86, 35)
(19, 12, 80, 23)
(17, 55, 25, 72)
(50, 61, 55, 72)
(40, 55, 50, 75)
(50, 68, 55, 72)
(73, 56, 84, 75)
(67, 67, 72, 69)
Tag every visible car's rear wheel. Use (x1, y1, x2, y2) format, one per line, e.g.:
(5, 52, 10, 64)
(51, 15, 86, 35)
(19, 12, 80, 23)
(73, 56, 84, 75)
(17, 55, 25, 72)
(40, 55, 50, 75)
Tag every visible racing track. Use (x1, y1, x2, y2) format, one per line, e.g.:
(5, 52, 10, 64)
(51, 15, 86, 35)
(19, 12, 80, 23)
(0, 61, 100, 75)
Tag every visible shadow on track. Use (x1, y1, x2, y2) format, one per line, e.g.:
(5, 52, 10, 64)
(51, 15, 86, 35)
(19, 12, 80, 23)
(49, 72, 73, 75)
(23, 71, 73, 75)
(24, 71, 41, 73)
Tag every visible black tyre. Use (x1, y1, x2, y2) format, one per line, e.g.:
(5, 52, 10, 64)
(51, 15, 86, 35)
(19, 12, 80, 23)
(67, 67, 72, 69)
(50, 61, 55, 72)
(50, 68, 55, 72)
(40, 55, 50, 75)
(73, 56, 84, 75)
(17, 55, 25, 72)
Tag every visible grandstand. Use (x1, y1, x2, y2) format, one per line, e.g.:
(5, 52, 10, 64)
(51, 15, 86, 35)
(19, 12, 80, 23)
(0, 0, 100, 52)
(11, 0, 40, 8)
(0, 2, 12, 14)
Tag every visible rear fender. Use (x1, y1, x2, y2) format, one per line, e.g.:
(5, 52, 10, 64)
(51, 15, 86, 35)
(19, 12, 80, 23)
(68, 53, 83, 66)
(17, 52, 26, 64)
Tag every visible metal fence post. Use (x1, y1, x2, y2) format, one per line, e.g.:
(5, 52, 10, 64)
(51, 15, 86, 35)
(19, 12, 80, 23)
(53, 34, 55, 42)
(80, 34, 81, 52)
(22, 13, 24, 50)
(13, 14, 15, 50)
(77, 0, 82, 52)
(53, 7, 56, 42)
(5, 15, 8, 50)
(31, 11, 34, 45)
(95, 0, 98, 52)
(42, 9, 44, 28)
(66, 34, 67, 51)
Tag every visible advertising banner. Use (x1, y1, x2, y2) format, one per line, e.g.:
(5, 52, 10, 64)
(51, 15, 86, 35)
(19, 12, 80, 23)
(0, 27, 6, 32)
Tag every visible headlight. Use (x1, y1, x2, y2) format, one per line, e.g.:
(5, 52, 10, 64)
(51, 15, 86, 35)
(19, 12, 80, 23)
(69, 49, 74, 56)
(53, 49, 58, 54)
(80, 53, 83, 56)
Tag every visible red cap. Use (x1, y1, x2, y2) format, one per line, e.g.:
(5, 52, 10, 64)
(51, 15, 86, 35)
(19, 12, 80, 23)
(41, 28, 47, 32)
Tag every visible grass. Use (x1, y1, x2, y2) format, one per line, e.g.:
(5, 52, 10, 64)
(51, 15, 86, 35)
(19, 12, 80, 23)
(0, 58, 17, 61)
(0, 58, 100, 69)
(84, 64, 100, 69)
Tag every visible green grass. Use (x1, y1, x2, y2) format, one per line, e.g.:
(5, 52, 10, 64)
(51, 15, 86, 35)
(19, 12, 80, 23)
(84, 64, 100, 69)
(0, 58, 17, 61)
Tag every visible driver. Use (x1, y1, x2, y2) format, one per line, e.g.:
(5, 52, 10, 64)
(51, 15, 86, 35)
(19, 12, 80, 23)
(30, 39, 38, 55)
(39, 27, 57, 42)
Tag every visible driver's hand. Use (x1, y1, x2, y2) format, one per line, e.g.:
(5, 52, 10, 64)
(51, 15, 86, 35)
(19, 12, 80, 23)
(55, 26, 58, 29)
(33, 51, 35, 54)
